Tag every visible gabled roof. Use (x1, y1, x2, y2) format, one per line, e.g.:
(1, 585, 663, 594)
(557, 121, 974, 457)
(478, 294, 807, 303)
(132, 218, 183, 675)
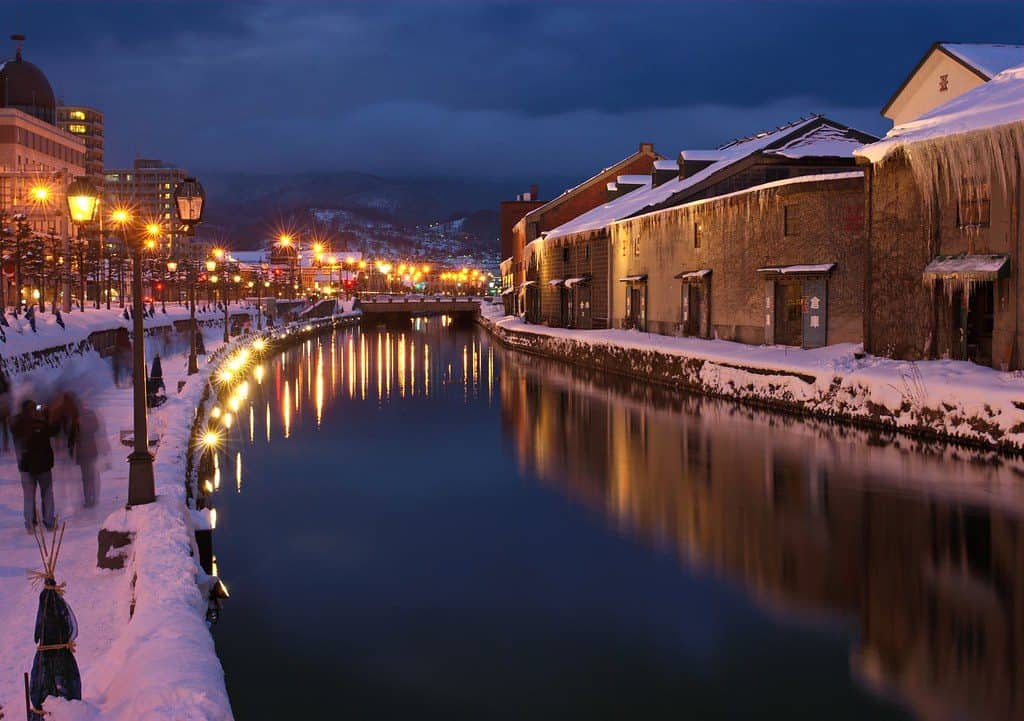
(544, 116, 873, 240)
(544, 178, 652, 241)
(858, 63, 1024, 163)
(940, 43, 1024, 79)
(881, 42, 1024, 117)
(520, 143, 661, 225)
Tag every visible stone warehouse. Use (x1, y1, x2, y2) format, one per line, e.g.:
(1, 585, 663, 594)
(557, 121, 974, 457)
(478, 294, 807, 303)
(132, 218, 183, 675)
(610, 172, 867, 346)
(858, 63, 1024, 370)
(525, 115, 875, 347)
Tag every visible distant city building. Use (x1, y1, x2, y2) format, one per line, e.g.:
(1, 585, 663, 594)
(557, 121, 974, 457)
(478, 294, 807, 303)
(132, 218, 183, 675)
(57, 104, 103, 182)
(104, 157, 188, 254)
(0, 38, 85, 238)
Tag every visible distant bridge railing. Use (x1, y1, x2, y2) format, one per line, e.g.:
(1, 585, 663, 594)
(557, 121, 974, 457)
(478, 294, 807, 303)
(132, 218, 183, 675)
(355, 294, 494, 314)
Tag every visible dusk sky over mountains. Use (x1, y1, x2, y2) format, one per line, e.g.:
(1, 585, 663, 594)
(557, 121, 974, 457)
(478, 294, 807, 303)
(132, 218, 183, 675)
(15, 0, 1024, 182)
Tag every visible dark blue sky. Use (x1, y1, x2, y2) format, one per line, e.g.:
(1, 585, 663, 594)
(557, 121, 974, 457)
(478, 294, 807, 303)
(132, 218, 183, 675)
(12, 0, 1024, 182)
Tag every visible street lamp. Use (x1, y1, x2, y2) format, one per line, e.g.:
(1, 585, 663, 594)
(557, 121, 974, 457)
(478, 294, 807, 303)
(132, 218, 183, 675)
(125, 213, 157, 506)
(173, 177, 205, 239)
(209, 260, 229, 343)
(173, 177, 205, 374)
(66, 176, 99, 312)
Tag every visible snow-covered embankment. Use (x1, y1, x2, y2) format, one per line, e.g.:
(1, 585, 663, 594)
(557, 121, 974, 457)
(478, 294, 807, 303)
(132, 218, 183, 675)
(478, 303, 1024, 451)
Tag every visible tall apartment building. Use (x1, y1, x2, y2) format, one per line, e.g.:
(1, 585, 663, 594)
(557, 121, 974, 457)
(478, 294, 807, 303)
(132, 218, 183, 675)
(104, 157, 188, 254)
(57, 104, 103, 182)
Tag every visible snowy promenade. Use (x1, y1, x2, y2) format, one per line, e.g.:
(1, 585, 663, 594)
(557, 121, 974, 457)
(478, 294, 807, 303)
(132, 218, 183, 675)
(0, 307, 235, 721)
(479, 302, 1024, 450)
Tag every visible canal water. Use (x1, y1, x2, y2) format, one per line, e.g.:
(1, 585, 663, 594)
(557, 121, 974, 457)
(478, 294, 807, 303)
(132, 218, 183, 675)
(208, 319, 1024, 721)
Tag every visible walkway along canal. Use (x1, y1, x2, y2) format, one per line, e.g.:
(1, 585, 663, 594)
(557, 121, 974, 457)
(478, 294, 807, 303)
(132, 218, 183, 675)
(205, 317, 1024, 721)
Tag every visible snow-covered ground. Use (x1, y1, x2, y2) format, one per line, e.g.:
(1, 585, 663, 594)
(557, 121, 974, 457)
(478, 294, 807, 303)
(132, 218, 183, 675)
(479, 303, 1024, 449)
(0, 299, 360, 720)
(0, 310, 242, 720)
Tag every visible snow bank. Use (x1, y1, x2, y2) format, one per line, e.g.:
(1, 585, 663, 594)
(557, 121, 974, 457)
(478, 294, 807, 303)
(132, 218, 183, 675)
(478, 303, 1024, 451)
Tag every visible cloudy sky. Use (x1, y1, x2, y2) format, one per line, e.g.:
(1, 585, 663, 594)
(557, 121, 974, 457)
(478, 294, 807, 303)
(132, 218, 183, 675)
(13, 0, 1024, 184)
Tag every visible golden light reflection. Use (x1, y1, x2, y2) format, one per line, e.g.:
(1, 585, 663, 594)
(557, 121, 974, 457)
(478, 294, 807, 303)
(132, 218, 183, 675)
(315, 344, 324, 427)
(236, 451, 242, 494)
(348, 336, 356, 400)
(376, 334, 383, 402)
(398, 333, 406, 398)
(283, 379, 292, 439)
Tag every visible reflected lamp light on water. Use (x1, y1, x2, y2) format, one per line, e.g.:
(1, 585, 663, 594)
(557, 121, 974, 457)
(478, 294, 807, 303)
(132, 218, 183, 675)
(252, 338, 267, 353)
(210, 406, 222, 419)
(199, 429, 222, 450)
(221, 412, 233, 429)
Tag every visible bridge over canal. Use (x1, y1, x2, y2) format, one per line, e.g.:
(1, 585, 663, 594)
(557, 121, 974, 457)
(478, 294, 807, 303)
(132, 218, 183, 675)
(355, 295, 487, 321)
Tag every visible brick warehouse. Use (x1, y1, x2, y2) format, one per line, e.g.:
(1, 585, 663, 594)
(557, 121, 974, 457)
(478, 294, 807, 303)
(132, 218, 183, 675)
(510, 143, 660, 317)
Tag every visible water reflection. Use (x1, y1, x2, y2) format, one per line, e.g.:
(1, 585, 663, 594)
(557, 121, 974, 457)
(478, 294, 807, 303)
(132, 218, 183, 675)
(499, 351, 1024, 721)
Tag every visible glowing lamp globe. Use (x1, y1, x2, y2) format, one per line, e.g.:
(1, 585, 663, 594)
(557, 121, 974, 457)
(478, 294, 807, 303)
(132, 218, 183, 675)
(66, 176, 99, 224)
(173, 177, 205, 233)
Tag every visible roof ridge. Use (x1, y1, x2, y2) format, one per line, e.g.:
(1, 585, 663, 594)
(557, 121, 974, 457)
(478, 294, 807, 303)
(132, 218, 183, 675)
(716, 114, 821, 150)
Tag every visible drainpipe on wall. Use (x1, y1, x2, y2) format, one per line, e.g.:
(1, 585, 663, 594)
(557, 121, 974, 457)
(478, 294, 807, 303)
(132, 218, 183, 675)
(862, 162, 873, 354)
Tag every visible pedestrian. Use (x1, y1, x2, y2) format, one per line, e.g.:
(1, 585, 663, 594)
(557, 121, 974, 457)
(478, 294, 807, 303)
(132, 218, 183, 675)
(12, 399, 60, 532)
(25, 304, 36, 333)
(52, 391, 80, 457)
(0, 369, 12, 453)
(74, 402, 106, 508)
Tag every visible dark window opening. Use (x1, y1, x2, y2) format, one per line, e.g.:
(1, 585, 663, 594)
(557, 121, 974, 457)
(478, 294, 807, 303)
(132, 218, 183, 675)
(693, 222, 701, 249)
(784, 205, 796, 236)
(958, 179, 991, 228)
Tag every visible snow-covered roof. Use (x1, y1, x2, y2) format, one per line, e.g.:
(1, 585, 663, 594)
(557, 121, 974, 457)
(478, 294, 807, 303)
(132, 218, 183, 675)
(606, 182, 618, 191)
(548, 278, 564, 286)
(547, 116, 823, 236)
(858, 63, 1024, 163)
(654, 159, 679, 171)
(679, 150, 725, 162)
(616, 174, 650, 185)
(544, 117, 869, 242)
(940, 43, 1024, 79)
(619, 274, 647, 282)
(675, 268, 712, 280)
(756, 263, 836, 275)
(564, 276, 590, 287)
(766, 123, 867, 159)
(227, 250, 267, 264)
(922, 253, 1009, 281)
(544, 178, 652, 241)
(520, 144, 660, 224)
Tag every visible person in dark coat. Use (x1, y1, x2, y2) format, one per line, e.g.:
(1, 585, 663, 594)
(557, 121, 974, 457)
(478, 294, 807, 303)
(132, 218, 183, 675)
(12, 400, 60, 531)
(74, 403, 106, 508)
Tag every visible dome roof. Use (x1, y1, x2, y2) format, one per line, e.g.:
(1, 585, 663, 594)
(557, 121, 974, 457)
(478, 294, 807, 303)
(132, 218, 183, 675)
(0, 46, 55, 124)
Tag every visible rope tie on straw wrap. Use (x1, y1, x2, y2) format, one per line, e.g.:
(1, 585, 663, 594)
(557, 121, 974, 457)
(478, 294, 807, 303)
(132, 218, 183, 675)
(35, 640, 76, 654)
(25, 572, 66, 596)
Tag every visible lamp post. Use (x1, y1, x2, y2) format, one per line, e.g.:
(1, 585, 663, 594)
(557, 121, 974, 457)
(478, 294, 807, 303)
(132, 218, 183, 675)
(173, 177, 205, 374)
(122, 213, 160, 506)
(66, 176, 100, 312)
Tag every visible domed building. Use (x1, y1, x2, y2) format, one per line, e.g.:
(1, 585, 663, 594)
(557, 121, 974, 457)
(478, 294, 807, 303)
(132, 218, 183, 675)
(0, 43, 56, 124)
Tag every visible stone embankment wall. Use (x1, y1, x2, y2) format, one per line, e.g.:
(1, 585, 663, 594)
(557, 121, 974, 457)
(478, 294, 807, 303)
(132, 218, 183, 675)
(478, 312, 1024, 454)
